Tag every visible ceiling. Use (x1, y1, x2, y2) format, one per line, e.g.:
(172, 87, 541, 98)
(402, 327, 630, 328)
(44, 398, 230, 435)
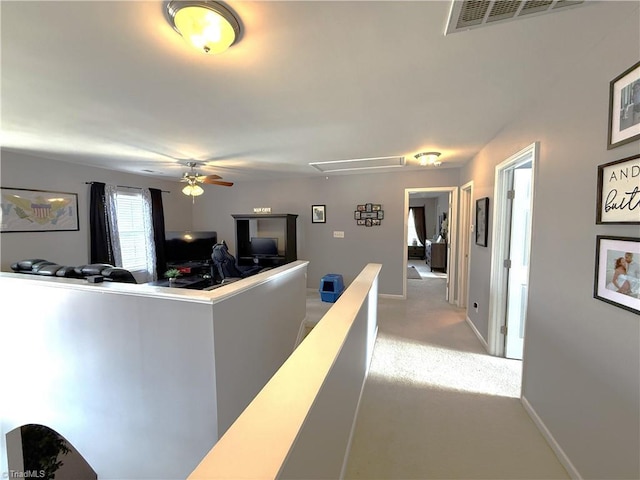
(1, 1, 635, 183)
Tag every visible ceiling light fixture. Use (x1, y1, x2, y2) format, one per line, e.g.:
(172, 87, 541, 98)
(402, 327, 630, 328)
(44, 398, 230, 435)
(182, 182, 204, 197)
(415, 152, 442, 167)
(166, 1, 241, 55)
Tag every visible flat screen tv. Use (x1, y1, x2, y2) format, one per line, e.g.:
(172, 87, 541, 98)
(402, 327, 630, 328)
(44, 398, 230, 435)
(165, 231, 217, 265)
(250, 237, 278, 257)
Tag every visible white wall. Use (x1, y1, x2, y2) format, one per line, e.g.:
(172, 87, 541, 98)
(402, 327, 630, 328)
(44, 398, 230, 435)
(0, 262, 308, 480)
(461, 2, 640, 477)
(425, 198, 438, 239)
(0, 276, 218, 480)
(0, 150, 193, 271)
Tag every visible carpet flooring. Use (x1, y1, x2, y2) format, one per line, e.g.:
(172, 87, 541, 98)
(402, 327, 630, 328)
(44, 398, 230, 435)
(305, 279, 568, 479)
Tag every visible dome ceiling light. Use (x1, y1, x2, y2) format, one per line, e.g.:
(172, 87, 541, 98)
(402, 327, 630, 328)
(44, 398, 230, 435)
(166, 1, 241, 55)
(415, 152, 442, 167)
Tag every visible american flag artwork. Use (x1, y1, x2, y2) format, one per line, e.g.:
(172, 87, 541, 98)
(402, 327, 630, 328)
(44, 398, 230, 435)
(31, 203, 52, 219)
(1, 188, 79, 232)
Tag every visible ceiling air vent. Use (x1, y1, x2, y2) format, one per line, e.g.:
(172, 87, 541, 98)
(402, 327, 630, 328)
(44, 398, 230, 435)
(309, 156, 405, 173)
(445, 0, 586, 34)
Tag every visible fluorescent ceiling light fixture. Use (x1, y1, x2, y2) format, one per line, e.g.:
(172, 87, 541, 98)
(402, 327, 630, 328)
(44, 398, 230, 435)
(415, 152, 442, 167)
(309, 156, 405, 173)
(167, 1, 241, 55)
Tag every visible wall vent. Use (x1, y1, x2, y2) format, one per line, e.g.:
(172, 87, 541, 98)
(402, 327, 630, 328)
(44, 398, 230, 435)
(309, 156, 405, 173)
(445, 0, 586, 34)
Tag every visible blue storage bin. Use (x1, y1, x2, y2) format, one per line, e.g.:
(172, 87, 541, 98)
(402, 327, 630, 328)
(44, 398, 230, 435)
(320, 274, 345, 303)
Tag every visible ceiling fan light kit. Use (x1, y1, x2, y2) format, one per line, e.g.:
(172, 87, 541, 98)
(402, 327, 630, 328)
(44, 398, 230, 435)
(182, 183, 204, 196)
(179, 161, 233, 201)
(166, 0, 241, 55)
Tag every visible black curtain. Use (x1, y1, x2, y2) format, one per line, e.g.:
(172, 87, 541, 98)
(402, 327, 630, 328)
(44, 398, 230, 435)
(89, 182, 114, 264)
(410, 206, 427, 246)
(150, 188, 167, 276)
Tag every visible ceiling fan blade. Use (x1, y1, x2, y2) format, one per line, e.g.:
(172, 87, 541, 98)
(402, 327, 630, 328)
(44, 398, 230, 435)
(197, 174, 222, 181)
(205, 180, 234, 187)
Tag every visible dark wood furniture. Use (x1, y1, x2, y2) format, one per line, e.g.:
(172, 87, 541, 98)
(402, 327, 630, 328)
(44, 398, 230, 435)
(232, 213, 298, 268)
(408, 245, 425, 259)
(426, 241, 447, 272)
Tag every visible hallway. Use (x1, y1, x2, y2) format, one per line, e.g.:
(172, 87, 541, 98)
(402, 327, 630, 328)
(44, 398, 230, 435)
(332, 278, 569, 479)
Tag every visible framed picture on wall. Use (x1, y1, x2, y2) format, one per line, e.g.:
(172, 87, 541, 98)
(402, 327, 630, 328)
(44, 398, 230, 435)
(608, 61, 640, 149)
(0, 187, 79, 232)
(311, 205, 326, 223)
(475, 197, 489, 247)
(596, 154, 640, 224)
(594, 235, 640, 315)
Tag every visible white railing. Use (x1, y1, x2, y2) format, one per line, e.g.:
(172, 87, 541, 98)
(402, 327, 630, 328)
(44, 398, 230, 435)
(189, 263, 382, 480)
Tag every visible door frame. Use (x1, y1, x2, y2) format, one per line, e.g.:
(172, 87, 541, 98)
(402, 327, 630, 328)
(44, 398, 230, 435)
(458, 181, 473, 309)
(487, 142, 538, 356)
(404, 186, 459, 302)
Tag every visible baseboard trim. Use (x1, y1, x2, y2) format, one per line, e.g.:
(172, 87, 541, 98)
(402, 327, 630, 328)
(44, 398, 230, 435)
(521, 396, 581, 480)
(379, 293, 403, 299)
(465, 315, 489, 352)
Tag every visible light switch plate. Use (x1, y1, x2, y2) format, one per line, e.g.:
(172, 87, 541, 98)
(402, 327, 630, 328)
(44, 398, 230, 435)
(333, 231, 345, 238)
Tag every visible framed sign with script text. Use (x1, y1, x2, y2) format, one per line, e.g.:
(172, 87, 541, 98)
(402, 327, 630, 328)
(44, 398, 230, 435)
(596, 154, 640, 224)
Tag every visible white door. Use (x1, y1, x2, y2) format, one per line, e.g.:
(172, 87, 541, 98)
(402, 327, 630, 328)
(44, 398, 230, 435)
(504, 165, 532, 359)
(459, 183, 473, 309)
(446, 193, 453, 301)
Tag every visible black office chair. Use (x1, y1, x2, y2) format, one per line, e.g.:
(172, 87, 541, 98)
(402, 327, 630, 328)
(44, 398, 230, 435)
(211, 241, 263, 282)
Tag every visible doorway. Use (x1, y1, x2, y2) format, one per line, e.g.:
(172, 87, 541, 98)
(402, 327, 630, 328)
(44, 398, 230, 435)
(404, 187, 458, 302)
(488, 143, 537, 359)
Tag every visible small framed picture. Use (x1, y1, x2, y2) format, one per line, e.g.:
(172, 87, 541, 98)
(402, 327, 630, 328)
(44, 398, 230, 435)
(377, 210, 384, 220)
(372, 219, 381, 226)
(594, 235, 640, 315)
(608, 61, 640, 149)
(365, 203, 373, 212)
(356, 219, 366, 226)
(357, 204, 366, 211)
(354, 210, 361, 220)
(311, 205, 326, 223)
(596, 153, 640, 224)
(372, 204, 381, 211)
(475, 197, 489, 247)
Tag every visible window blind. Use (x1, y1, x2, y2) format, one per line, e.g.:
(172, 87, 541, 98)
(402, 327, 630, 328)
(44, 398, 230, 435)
(116, 191, 148, 271)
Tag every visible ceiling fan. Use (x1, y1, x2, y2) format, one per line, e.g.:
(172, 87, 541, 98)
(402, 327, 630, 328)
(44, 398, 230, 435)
(180, 161, 233, 200)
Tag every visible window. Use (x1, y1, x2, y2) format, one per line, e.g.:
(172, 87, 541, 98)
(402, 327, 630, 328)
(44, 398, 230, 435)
(115, 190, 150, 272)
(408, 209, 422, 246)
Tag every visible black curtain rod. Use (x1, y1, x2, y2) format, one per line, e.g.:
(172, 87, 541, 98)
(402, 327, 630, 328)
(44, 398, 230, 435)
(85, 182, 170, 193)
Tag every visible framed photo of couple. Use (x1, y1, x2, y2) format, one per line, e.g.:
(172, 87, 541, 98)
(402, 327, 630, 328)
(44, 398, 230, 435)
(594, 235, 640, 315)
